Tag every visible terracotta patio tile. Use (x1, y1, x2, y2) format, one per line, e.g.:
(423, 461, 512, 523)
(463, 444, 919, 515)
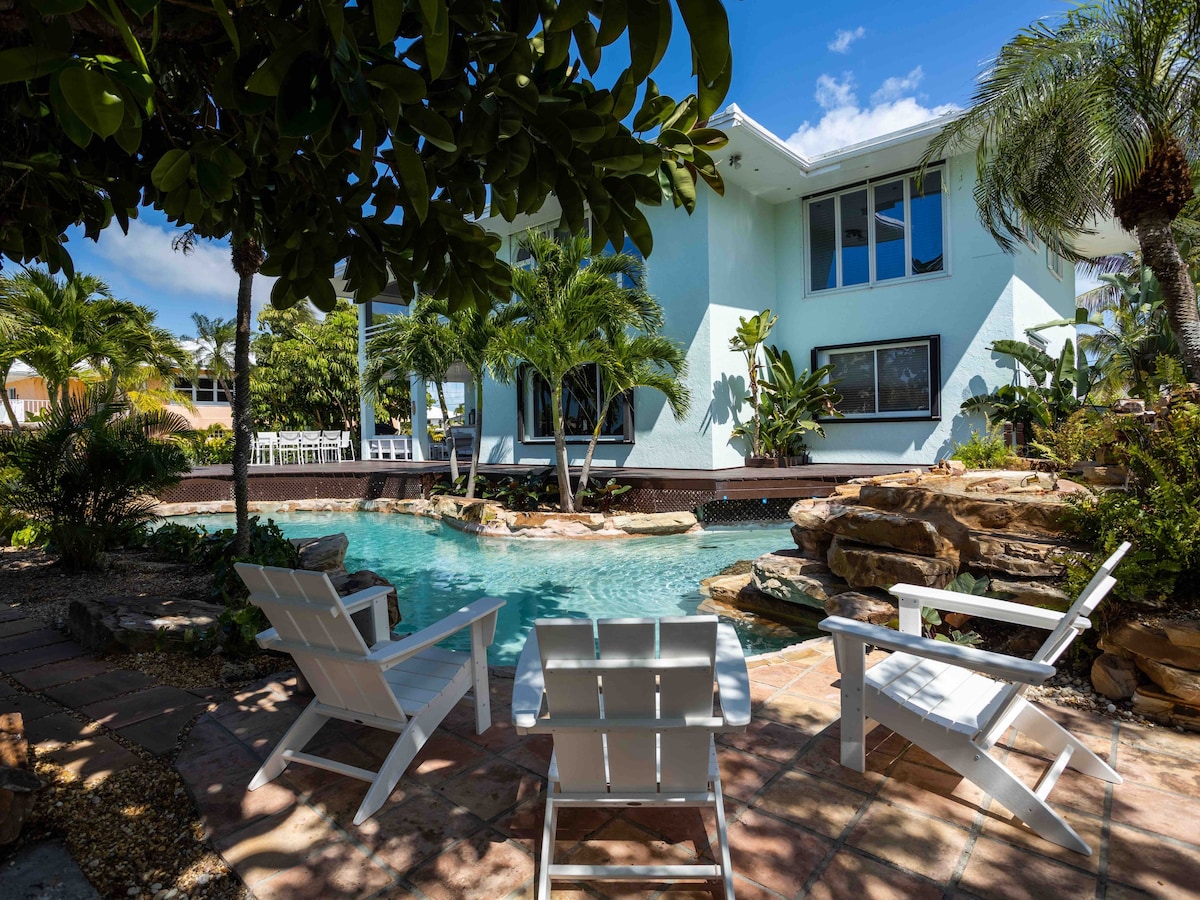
(754, 692, 840, 732)
(179, 713, 241, 758)
(437, 755, 545, 822)
(897, 742, 957, 774)
(250, 840, 396, 899)
(1042, 704, 1116, 747)
(410, 829, 536, 900)
(0, 641, 86, 671)
(957, 836, 1096, 900)
(1110, 781, 1200, 845)
(406, 731, 491, 785)
(284, 737, 385, 801)
(1103, 881, 1158, 899)
(807, 848, 945, 900)
(792, 735, 892, 793)
(999, 747, 1107, 816)
(748, 663, 804, 688)
(728, 874, 785, 900)
(10, 656, 112, 691)
(46, 737, 141, 785)
(563, 819, 699, 870)
(503, 734, 554, 776)
(491, 796, 546, 855)
(726, 808, 833, 897)
(748, 681, 780, 709)
(1117, 721, 1200, 759)
(0, 626, 68, 654)
(718, 717, 813, 763)
(784, 673, 843, 705)
(978, 803, 1104, 872)
(1106, 823, 1200, 897)
(307, 773, 423, 827)
(716, 746, 783, 802)
(177, 741, 296, 840)
(79, 684, 203, 730)
(753, 769, 866, 839)
(1114, 741, 1200, 798)
(846, 803, 971, 883)
(214, 802, 340, 888)
(359, 790, 485, 874)
(622, 802, 730, 853)
(876, 760, 987, 828)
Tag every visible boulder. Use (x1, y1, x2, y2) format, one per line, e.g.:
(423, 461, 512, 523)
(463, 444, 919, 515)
(329, 570, 401, 629)
(699, 574, 824, 628)
(290, 533, 349, 574)
(1111, 398, 1146, 414)
(987, 578, 1072, 610)
(751, 550, 851, 610)
(1091, 653, 1138, 701)
(930, 459, 967, 476)
(790, 523, 833, 561)
(1136, 657, 1200, 704)
(1101, 622, 1200, 672)
(702, 573, 755, 606)
(507, 511, 605, 532)
(0, 713, 43, 845)
(822, 507, 948, 558)
(854, 484, 1068, 542)
(966, 534, 1073, 579)
(827, 537, 956, 591)
(610, 511, 698, 535)
(823, 591, 897, 625)
(788, 499, 834, 528)
(68, 595, 224, 653)
(1163, 620, 1200, 651)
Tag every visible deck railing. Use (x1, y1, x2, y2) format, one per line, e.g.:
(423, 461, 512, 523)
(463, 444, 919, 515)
(6, 398, 51, 423)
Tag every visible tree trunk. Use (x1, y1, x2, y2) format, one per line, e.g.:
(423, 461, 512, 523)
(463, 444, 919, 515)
(552, 383, 573, 511)
(465, 377, 484, 500)
(60, 381, 70, 411)
(1135, 213, 1200, 382)
(1, 388, 20, 432)
(577, 397, 613, 494)
(747, 351, 760, 457)
(434, 381, 458, 482)
(230, 238, 264, 557)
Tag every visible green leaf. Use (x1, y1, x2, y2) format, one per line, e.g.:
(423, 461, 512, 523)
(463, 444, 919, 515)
(404, 104, 456, 151)
(211, 0, 240, 57)
(591, 137, 645, 171)
(687, 127, 727, 150)
(393, 144, 429, 222)
(151, 149, 192, 192)
(664, 159, 696, 213)
(675, 0, 731, 85)
(365, 64, 426, 103)
(112, 112, 141, 154)
(373, 0, 403, 44)
(58, 65, 125, 138)
(596, 0, 628, 47)
(548, 0, 591, 32)
(626, 0, 672, 83)
(0, 47, 68, 85)
(417, 0, 450, 80)
(246, 40, 306, 96)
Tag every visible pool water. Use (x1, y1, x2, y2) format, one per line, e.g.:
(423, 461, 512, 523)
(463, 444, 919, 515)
(174, 512, 817, 664)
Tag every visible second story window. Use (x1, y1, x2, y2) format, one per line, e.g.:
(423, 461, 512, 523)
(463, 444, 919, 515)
(807, 168, 946, 293)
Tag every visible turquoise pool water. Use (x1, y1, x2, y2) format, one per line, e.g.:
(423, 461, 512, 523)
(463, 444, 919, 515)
(173, 512, 816, 663)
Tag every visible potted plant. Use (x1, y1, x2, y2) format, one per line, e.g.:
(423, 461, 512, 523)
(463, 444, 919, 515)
(729, 309, 778, 465)
(753, 346, 842, 466)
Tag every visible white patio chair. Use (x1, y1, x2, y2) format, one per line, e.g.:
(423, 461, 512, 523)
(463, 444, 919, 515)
(235, 563, 505, 825)
(251, 432, 278, 466)
(513, 616, 750, 899)
(276, 431, 301, 464)
(338, 430, 354, 461)
(819, 542, 1130, 856)
(298, 430, 322, 464)
(319, 430, 342, 463)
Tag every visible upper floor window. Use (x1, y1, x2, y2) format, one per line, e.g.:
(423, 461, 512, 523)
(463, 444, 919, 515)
(1046, 244, 1063, 279)
(813, 335, 940, 421)
(175, 377, 230, 404)
(807, 168, 946, 293)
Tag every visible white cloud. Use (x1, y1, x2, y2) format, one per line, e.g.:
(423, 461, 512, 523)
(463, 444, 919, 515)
(828, 27, 865, 54)
(785, 69, 958, 158)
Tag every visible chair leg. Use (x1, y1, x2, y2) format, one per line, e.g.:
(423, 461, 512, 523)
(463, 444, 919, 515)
(836, 637, 867, 772)
(249, 701, 328, 790)
(470, 621, 492, 734)
(712, 766, 736, 900)
(1009, 703, 1121, 784)
(538, 790, 558, 900)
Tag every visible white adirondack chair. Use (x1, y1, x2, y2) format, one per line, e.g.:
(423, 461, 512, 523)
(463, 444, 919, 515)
(513, 616, 751, 899)
(235, 563, 504, 825)
(820, 542, 1131, 856)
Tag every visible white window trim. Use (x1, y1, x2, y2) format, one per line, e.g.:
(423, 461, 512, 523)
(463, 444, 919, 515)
(174, 376, 232, 406)
(804, 166, 950, 297)
(1046, 244, 1063, 280)
(814, 335, 941, 421)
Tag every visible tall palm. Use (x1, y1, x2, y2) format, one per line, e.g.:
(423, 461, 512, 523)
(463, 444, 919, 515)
(100, 303, 193, 404)
(0, 269, 121, 408)
(0, 301, 21, 430)
(924, 0, 1200, 379)
(187, 312, 237, 399)
(577, 331, 691, 492)
(504, 232, 662, 512)
(362, 298, 463, 482)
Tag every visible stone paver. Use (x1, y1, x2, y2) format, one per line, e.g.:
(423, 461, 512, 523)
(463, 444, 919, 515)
(11, 656, 112, 691)
(79, 684, 204, 731)
(172, 636, 1200, 899)
(44, 669, 155, 707)
(0, 640, 87, 671)
(46, 736, 142, 785)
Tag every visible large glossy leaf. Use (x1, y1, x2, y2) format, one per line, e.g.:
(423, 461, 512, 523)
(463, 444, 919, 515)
(392, 144, 429, 221)
(373, 0, 404, 45)
(365, 64, 426, 103)
(0, 47, 68, 85)
(418, 0, 450, 80)
(627, 0, 672, 83)
(58, 65, 124, 138)
(150, 149, 191, 192)
(404, 104, 457, 151)
(675, 0, 730, 81)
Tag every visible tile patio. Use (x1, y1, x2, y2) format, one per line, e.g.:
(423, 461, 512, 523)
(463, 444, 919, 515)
(3, 600, 1198, 898)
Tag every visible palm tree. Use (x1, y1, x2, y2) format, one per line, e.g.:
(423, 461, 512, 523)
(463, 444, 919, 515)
(100, 303, 193, 405)
(503, 232, 663, 512)
(577, 330, 690, 492)
(187, 313, 237, 399)
(0, 301, 21, 430)
(924, 0, 1200, 380)
(362, 299, 463, 483)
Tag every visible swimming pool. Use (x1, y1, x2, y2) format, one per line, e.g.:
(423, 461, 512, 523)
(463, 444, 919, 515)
(173, 511, 816, 663)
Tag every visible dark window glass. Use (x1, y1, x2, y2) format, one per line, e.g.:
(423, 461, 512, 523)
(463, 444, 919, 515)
(526, 365, 628, 440)
(874, 180, 906, 281)
(840, 190, 869, 286)
(877, 344, 930, 413)
(828, 350, 876, 415)
(196, 377, 216, 402)
(174, 378, 193, 392)
(909, 171, 944, 274)
(809, 198, 837, 291)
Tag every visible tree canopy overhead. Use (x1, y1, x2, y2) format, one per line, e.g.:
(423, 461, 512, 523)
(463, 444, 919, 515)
(1, 0, 732, 313)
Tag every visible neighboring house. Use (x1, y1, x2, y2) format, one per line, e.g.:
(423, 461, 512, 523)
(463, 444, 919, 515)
(356, 104, 1134, 467)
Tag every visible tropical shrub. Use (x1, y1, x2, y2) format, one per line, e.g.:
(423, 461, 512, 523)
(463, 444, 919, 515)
(9, 522, 51, 549)
(180, 424, 236, 466)
(962, 338, 1093, 434)
(576, 478, 632, 514)
(950, 428, 1017, 469)
(0, 392, 190, 569)
(197, 516, 299, 603)
(737, 345, 841, 459)
(484, 474, 558, 511)
(1029, 409, 1102, 474)
(146, 521, 207, 561)
(1065, 399, 1200, 611)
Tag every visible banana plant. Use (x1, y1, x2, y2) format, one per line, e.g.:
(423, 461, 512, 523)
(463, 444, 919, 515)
(736, 345, 842, 459)
(729, 309, 777, 457)
(962, 338, 1094, 430)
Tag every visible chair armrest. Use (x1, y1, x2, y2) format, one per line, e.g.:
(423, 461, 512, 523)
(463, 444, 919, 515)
(367, 596, 505, 667)
(714, 623, 751, 729)
(511, 629, 546, 732)
(819, 616, 1055, 685)
(889, 584, 1082, 630)
(340, 585, 392, 614)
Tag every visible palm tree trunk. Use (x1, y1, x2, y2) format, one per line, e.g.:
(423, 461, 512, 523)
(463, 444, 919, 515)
(1136, 214, 1200, 382)
(577, 397, 613, 494)
(465, 377, 484, 500)
(552, 383, 573, 512)
(60, 381, 70, 411)
(435, 381, 459, 482)
(1, 389, 19, 432)
(230, 238, 264, 557)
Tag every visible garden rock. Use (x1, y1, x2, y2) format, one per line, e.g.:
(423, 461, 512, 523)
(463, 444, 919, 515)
(751, 550, 851, 609)
(1136, 657, 1200, 705)
(827, 537, 956, 590)
(1091, 653, 1138, 701)
(329, 570, 401, 628)
(610, 511, 698, 535)
(1101, 622, 1200, 671)
(987, 578, 1071, 609)
(1162, 620, 1200, 652)
(822, 507, 948, 558)
(290, 533, 348, 574)
(966, 534, 1071, 579)
(68, 595, 224, 653)
(823, 590, 897, 625)
(0, 713, 43, 845)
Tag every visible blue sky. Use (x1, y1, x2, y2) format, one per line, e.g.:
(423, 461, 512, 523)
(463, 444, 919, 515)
(63, 1, 1083, 336)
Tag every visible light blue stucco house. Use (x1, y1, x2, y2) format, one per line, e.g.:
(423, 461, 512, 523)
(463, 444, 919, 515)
(356, 105, 1094, 469)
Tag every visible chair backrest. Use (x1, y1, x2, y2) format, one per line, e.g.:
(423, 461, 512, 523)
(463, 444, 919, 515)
(300, 431, 321, 442)
(536, 616, 719, 794)
(1033, 541, 1130, 666)
(279, 431, 300, 441)
(235, 563, 403, 721)
(257, 431, 278, 440)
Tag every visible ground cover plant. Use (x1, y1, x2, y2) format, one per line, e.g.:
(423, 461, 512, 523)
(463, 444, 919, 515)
(950, 428, 1019, 469)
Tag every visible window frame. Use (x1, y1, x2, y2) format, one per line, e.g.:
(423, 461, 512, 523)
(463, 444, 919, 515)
(1046, 243, 1063, 279)
(811, 334, 941, 422)
(516, 364, 635, 445)
(804, 164, 949, 296)
(174, 376, 232, 406)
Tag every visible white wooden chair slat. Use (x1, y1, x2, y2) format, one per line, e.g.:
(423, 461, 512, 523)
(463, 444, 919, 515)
(516, 616, 744, 899)
(237, 562, 503, 825)
(820, 542, 1131, 857)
